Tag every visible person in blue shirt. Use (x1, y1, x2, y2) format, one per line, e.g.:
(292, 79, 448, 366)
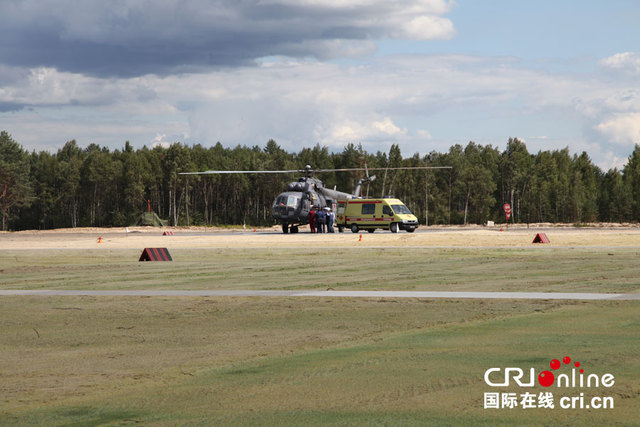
(315, 208, 326, 233)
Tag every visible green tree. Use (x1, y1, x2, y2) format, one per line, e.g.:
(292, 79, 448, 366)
(56, 140, 83, 228)
(122, 146, 151, 221)
(500, 138, 532, 223)
(27, 151, 58, 229)
(0, 131, 32, 230)
(571, 152, 599, 222)
(599, 168, 630, 222)
(529, 151, 556, 222)
(383, 144, 403, 197)
(81, 147, 122, 226)
(163, 143, 194, 225)
(623, 145, 640, 220)
(459, 142, 498, 224)
(13, 135, 640, 229)
(444, 144, 464, 224)
(551, 148, 572, 222)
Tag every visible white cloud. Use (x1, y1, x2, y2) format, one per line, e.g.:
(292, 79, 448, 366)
(599, 52, 640, 75)
(416, 129, 432, 140)
(397, 14, 456, 40)
(151, 134, 171, 149)
(373, 117, 407, 136)
(595, 113, 640, 146)
(313, 117, 407, 145)
(3, 51, 640, 169)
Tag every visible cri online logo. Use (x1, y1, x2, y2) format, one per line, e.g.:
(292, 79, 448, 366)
(485, 356, 615, 388)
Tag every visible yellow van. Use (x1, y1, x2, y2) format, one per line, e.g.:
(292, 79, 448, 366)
(336, 198, 419, 233)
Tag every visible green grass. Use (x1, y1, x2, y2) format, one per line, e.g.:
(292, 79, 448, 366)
(2, 247, 640, 292)
(1, 298, 638, 425)
(0, 247, 639, 425)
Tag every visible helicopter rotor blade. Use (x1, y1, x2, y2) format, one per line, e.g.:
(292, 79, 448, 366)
(179, 169, 305, 175)
(179, 165, 452, 175)
(315, 166, 452, 172)
(309, 166, 451, 173)
(364, 166, 452, 171)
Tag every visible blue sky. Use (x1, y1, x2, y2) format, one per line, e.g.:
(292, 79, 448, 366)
(1, 0, 639, 169)
(433, 1, 638, 59)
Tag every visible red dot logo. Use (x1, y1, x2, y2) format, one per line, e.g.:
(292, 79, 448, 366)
(545, 356, 583, 381)
(538, 370, 555, 387)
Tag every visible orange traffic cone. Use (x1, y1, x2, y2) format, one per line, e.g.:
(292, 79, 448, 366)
(359, 234, 362, 242)
(97, 236, 103, 243)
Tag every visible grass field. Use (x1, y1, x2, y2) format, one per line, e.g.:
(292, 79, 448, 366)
(1, 232, 639, 425)
(2, 247, 640, 293)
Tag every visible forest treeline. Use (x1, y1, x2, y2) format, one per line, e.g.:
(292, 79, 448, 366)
(2, 130, 640, 231)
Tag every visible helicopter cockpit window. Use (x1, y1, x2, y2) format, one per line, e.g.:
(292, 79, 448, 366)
(287, 196, 299, 208)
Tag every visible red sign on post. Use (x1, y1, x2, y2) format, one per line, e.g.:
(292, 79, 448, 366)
(503, 203, 511, 226)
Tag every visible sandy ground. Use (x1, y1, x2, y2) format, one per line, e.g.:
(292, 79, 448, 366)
(1, 224, 640, 249)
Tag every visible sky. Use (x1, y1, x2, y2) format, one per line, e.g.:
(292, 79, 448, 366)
(0, 0, 639, 170)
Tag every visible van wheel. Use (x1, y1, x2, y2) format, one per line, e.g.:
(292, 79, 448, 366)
(367, 229, 375, 233)
(390, 223, 398, 233)
(351, 224, 359, 233)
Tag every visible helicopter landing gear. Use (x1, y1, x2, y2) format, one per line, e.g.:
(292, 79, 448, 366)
(282, 223, 300, 234)
(350, 224, 359, 233)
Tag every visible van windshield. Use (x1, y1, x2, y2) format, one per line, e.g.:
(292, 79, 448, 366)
(391, 204, 412, 215)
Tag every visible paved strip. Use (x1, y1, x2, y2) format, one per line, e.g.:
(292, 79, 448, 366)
(0, 290, 638, 300)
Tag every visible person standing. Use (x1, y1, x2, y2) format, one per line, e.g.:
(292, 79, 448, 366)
(309, 206, 317, 233)
(326, 208, 335, 233)
(316, 207, 326, 233)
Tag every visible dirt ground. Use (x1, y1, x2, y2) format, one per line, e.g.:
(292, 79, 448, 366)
(1, 224, 640, 249)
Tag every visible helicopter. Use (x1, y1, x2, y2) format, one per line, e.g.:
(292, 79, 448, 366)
(180, 164, 450, 233)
